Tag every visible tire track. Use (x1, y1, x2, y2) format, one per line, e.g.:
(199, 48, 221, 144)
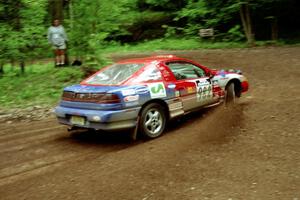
(0, 152, 81, 179)
(0, 132, 131, 168)
(0, 120, 132, 187)
(0, 127, 66, 153)
(0, 150, 98, 187)
(0, 141, 131, 187)
(0, 126, 63, 142)
(0, 137, 74, 169)
(0, 119, 56, 135)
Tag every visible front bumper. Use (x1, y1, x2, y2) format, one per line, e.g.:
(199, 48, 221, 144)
(55, 105, 141, 131)
(241, 81, 249, 93)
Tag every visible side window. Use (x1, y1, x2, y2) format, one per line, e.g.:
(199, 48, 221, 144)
(167, 62, 206, 80)
(132, 65, 162, 83)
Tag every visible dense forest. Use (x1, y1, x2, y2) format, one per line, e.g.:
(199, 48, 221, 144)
(0, 0, 299, 70)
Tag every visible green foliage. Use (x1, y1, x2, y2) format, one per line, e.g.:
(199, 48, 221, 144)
(224, 25, 245, 42)
(138, 0, 186, 11)
(0, 63, 84, 108)
(0, 0, 299, 66)
(162, 25, 178, 38)
(0, 0, 48, 64)
(81, 54, 112, 77)
(176, 0, 210, 21)
(67, 0, 139, 56)
(175, 0, 241, 37)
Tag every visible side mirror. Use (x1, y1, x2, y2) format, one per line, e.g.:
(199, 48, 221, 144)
(206, 71, 215, 84)
(207, 71, 214, 79)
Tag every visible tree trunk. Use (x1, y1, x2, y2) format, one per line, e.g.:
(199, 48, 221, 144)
(0, 62, 4, 75)
(69, 0, 74, 29)
(239, 2, 255, 46)
(20, 60, 25, 74)
(271, 18, 278, 41)
(10, 59, 15, 71)
(50, 0, 64, 21)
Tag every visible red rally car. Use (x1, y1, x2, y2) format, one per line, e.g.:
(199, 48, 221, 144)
(55, 55, 249, 139)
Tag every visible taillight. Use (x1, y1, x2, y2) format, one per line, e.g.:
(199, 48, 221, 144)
(98, 94, 120, 103)
(62, 91, 120, 104)
(62, 91, 75, 99)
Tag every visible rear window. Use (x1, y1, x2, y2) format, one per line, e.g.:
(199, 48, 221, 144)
(84, 63, 144, 85)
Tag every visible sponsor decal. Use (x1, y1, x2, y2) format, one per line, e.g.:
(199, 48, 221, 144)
(121, 89, 136, 96)
(135, 87, 149, 94)
(124, 95, 139, 102)
(148, 82, 167, 98)
(212, 80, 218, 85)
(219, 77, 229, 80)
(187, 87, 196, 94)
(167, 84, 176, 89)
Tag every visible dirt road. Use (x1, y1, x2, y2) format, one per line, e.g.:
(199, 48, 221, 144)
(0, 46, 299, 200)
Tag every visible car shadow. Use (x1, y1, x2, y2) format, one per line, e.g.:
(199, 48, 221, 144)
(165, 107, 212, 132)
(68, 129, 138, 145)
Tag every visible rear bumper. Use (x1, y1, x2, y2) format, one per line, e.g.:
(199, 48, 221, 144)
(55, 105, 141, 131)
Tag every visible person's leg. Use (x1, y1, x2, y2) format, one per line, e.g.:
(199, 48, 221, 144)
(60, 50, 65, 65)
(54, 49, 60, 66)
(58, 44, 66, 65)
(54, 49, 63, 65)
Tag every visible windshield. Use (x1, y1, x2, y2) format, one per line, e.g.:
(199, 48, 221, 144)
(84, 63, 144, 85)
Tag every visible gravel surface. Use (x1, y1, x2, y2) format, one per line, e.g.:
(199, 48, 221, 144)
(0, 46, 299, 200)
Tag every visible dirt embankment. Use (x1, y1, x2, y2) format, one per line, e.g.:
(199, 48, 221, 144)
(0, 46, 299, 200)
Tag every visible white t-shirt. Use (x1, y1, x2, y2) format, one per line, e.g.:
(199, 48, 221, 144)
(47, 25, 68, 46)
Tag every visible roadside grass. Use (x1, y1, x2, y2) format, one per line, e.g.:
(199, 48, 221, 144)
(100, 38, 248, 54)
(0, 63, 84, 109)
(99, 38, 296, 54)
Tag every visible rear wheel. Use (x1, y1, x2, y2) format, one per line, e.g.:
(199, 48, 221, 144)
(225, 82, 236, 106)
(139, 103, 166, 139)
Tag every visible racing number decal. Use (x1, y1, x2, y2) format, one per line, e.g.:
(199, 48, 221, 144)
(195, 80, 212, 102)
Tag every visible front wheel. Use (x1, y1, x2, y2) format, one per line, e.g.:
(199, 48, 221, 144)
(139, 103, 166, 139)
(225, 82, 236, 106)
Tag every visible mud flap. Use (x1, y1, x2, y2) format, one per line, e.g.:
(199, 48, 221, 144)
(130, 116, 140, 141)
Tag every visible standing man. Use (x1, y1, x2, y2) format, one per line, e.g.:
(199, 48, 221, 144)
(47, 19, 68, 66)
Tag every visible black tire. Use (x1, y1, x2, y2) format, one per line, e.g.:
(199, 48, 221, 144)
(139, 103, 166, 139)
(225, 82, 236, 106)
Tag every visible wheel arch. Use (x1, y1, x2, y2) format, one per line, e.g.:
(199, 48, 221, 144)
(139, 99, 170, 120)
(226, 78, 242, 97)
